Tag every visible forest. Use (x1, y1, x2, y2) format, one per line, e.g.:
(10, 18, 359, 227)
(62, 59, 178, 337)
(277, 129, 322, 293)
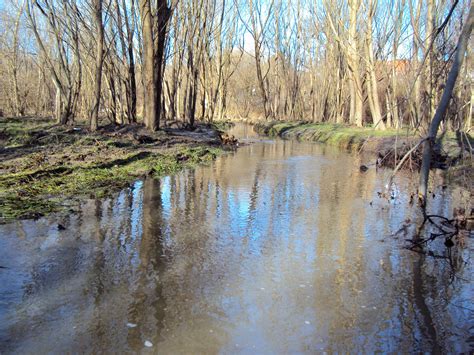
(0, 0, 471, 130)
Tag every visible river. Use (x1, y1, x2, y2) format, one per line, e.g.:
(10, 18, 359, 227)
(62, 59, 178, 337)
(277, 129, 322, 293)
(0, 123, 472, 353)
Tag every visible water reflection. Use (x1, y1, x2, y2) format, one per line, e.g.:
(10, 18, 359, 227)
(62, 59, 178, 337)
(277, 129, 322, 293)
(0, 125, 472, 353)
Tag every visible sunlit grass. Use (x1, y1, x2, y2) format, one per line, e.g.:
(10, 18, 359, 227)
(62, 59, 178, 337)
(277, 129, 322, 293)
(256, 121, 416, 150)
(0, 145, 222, 222)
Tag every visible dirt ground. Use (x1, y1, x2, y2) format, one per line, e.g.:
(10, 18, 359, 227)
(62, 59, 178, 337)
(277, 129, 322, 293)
(0, 117, 235, 222)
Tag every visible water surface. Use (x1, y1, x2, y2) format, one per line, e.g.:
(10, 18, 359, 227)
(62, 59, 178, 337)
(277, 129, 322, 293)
(1, 124, 472, 353)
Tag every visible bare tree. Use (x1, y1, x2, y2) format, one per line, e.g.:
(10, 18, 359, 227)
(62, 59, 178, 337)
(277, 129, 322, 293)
(0, 0, 470, 136)
(418, 3, 473, 205)
(139, 0, 171, 131)
(90, 0, 104, 131)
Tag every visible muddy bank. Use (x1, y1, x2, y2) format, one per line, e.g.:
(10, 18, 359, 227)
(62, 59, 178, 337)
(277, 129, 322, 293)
(0, 117, 233, 222)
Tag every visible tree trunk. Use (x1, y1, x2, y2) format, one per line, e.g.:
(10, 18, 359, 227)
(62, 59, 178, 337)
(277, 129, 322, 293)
(347, 0, 363, 126)
(139, 0, 158, 130)
(424, 0, 436, 121)
(139, 0, 170, 131)
(153, 0, 170, 129)
(365, 0, 385, 130)
(418, 4, 473, 205)
(124, 0, 137, 122)
(90, 0, 104, 131)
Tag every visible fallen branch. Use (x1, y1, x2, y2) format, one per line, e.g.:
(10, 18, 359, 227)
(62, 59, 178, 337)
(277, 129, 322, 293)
(387, 137, 427, 188)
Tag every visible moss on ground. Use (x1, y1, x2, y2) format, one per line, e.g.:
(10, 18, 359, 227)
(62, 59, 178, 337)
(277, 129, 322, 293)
(0, 145, 222, 222)
(254, 121, 410, 151)
(0, 117, 54, 147)
(0, 117, 227, 223)
(208, 120, 235, 132)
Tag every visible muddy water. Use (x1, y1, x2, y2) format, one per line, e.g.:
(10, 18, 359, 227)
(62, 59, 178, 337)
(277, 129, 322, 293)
(0, 124, 472, 353)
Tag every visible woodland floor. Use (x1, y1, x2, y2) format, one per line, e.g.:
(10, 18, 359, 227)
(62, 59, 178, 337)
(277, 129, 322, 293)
(0, 117, 232, 222)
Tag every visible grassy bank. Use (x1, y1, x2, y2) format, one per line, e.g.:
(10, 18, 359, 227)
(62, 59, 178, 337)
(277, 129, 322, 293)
(254, 120, 472, 155)
(0, 117, 228, 222)
(254, 121, 413, 152)
(254, 121, 473, 177)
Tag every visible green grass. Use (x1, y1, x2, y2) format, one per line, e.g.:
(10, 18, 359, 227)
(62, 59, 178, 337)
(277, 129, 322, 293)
(209, 120, 235, 132)
(0, 145, 223, 222)
(0, 117, 53, 145)
(255, 121, 412, 150)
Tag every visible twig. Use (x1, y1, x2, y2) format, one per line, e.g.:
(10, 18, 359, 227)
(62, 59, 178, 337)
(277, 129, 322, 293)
(387, 137, 427, 188)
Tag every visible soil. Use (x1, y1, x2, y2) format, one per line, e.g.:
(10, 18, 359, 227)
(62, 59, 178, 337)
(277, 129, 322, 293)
(0, 117, 235, 222)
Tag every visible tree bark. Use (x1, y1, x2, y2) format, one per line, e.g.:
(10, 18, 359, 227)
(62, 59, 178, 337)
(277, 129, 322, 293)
(139, 0, 170, 131)
(90, 0, 104, 131)
(140, 0, 157, 130)
(365, 0, 385, 129)
(347, 0, 363, 126)
(418, 4, 473, 205)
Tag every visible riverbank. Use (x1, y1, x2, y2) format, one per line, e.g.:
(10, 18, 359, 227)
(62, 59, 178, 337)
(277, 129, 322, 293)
(254, 121, 473, 172)
(254, 121, 409, 151)
(0, 117, 231, 222)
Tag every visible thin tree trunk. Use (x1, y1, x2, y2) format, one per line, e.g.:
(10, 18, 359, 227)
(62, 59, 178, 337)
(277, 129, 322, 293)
(347, 0, 363, 126)
(153, 0, 171, 129)
(419, 4, 473, 205)
(365, 0, 385, 129)
(10, 2, 25, 116)
(90, 0, 104, 131)
(124, 0, 137, 122)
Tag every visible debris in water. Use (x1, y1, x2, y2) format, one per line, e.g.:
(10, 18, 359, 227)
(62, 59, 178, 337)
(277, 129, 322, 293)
(444, 238, 454, 248)
(299, 284, 306, 288)
(127, 323, 137, 328)
(305, 321, 311, 325)
(144, 341, 153, 347)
